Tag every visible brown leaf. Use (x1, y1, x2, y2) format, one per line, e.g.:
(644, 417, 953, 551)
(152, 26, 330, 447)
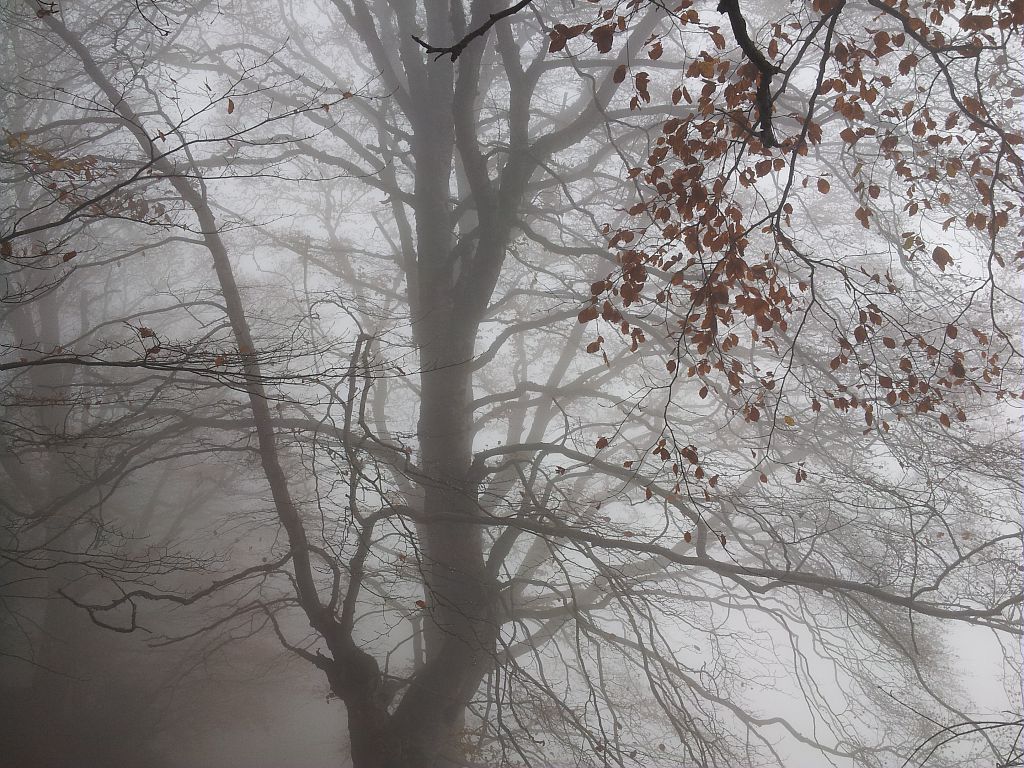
(227, 98, 235, 115)
(635, 72, 651, 103)
(932, 246, 953, 271)
(898, 53, 919, 75)
(960, 13, 994, 30)
(591, 24, 615, 53)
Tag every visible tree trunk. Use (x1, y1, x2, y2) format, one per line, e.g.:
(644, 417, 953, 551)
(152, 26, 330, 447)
(372, 320, 499, 766)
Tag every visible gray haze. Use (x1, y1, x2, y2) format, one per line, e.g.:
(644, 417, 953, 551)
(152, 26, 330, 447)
(1, 0, 1022, 767)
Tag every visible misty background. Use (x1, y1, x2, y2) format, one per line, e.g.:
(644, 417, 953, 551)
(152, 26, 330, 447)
(1, 0, 1021, 766)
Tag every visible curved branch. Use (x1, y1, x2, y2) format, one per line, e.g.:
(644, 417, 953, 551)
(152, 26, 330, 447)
(412, 0, 536, 61)
(717, 0, 783, 147)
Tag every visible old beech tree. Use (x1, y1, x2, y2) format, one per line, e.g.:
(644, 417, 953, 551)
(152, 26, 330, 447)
(2, 0, 1022, 766)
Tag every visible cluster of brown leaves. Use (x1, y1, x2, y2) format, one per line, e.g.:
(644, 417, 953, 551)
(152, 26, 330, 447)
(570, 0, 1022, 449)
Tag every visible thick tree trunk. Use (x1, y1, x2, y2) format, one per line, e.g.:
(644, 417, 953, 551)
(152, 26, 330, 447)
(373, 321, 499, 766)
(353, 34, 504, 760)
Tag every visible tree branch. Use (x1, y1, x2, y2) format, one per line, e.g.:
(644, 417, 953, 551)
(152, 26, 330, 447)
(412, 0, 535, 61)
(717, 0, 782, 147)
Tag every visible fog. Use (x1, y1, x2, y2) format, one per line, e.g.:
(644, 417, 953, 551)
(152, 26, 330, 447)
(2, 0, 1022, 766)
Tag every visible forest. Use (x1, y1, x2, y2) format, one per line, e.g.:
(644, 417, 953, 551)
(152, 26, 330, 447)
(1, 0, 1022, 766)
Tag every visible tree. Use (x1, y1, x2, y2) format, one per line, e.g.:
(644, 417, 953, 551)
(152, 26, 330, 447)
(1, 0, 1021, 767)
